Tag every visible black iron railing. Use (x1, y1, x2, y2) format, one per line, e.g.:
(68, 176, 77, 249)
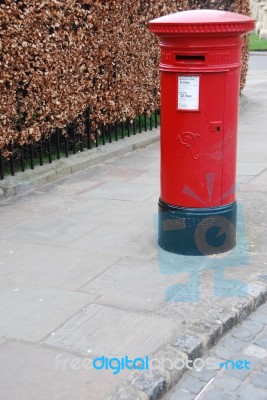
(0, 109, 160, 180)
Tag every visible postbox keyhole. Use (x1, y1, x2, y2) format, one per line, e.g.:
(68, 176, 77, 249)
(210, 122, 223, 133)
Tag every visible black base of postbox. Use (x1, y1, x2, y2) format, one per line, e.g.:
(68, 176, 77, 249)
(158, 199, 237, 256)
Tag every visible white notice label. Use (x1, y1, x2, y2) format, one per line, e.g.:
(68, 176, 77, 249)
(178, 76, 200, 111)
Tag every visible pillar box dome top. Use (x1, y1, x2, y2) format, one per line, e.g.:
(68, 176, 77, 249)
(149, 10, 255, 36)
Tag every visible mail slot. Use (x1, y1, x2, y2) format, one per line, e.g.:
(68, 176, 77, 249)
(149, 10, 255, 255)
(175, 55, 206, 62)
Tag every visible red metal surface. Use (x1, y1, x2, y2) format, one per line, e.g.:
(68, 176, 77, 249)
(149, 9, 254, 35)
(149, 10, 255, 208)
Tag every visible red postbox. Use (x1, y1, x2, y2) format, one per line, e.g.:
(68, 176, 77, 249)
(149, 10, 255, 255)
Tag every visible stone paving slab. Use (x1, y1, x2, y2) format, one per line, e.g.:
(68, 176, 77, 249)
(57, 197, 156, 225)
(0, 215, 101, 246)
(95, 166, 148, 183)
(79, 257, 188, 311)
(0, 240, 119, 290)
(128, 169, 160, 185)
(45, 304, 179, 358)
(145, 192, 161, 204)
(69, 220, 156, 259)
(0, 280, 96, 341)
(250, 169, 267, 185)
(0, 341, 126, 400)
(76, 181, 159, 202)
(237, 162, 267, 176)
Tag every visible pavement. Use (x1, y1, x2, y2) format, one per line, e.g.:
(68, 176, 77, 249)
(248, 51, 267, 70)
(0, 53, 266, 400)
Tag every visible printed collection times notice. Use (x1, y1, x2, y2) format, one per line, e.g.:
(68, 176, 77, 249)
(178, 76, 200, 111)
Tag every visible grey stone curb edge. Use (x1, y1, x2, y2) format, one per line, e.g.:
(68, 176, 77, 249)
(108, 278, 267, 400)
(0, 129, 160, 200)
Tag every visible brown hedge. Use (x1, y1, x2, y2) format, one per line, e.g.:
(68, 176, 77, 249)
(0, 0, 250, 154)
